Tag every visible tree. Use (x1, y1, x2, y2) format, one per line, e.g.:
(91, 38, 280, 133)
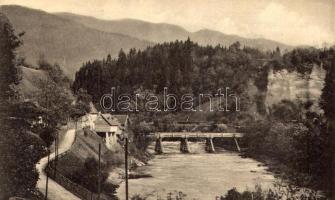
(320, 56, 335, 120)
(70, 88, 92, 120)
(71, 157, 118, 198)
(0, 14, 21, 115)
(319, 48, 335, 196)
(34, 77, 73, 126)
(0, 14, 45, 199)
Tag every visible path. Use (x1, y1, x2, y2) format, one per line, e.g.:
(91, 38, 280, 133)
(36, 128, 80, 200)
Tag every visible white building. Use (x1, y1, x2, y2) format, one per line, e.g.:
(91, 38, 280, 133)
(92, 113, 128, 150)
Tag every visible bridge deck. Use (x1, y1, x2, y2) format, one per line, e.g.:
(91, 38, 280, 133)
(155, 132, 244, 138)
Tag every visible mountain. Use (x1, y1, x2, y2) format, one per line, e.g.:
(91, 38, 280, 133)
(191, 29, 292, 52)
(56, 12, 293, 51)
(0, 5, 293, 77)
(56, 13, 189, 44)
(0, 5, 152, 77)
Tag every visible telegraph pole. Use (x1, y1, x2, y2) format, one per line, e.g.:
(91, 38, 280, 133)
(98, 143, 101, 200)
(45, 150, 50, 200)
(125, 137, 129, 200)
(54, 133, 58, 178)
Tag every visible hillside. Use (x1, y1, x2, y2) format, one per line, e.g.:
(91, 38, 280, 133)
(56, 12, 293, 51)
(19, 66, 47, 97)
(0, 5, 152, 77)
(54, 128, 116, 180)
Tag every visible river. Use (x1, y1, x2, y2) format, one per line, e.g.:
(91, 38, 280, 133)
(117, 141, 275, 200)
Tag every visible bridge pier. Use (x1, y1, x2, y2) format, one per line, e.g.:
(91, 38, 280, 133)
(155, 137, 163, 154)
(180, 138, 190, 153)
(233, 137, 241, 152)
(205, 138, 215, 153)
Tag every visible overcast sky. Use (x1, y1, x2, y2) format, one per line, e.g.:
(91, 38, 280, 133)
(0, 0, 334, 46)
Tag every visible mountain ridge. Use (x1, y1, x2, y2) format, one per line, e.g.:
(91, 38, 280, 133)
(1, 5, 293, 78)
(0, 5, 153, 77)
(55, 11, 293, 51)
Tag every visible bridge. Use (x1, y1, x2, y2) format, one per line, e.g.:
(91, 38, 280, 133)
(153, 132, 244, 154)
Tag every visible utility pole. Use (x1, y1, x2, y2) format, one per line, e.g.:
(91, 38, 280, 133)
(54, 133, 58, 178)
(125, 137, 129, 200)
(45, 150, 50, 200)
(98, 143, 101, 200)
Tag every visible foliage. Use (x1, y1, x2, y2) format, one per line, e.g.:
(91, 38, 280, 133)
(282, 47, 322, 75)
(319, 48, 335, 119)
(270, 100, 302, 122)
(72, 40, 272, 113)
(243, 103, 332, 193)
(38, 57, 71, 87)
(70, 157, 119, 198)
(70, 88, 92, 121)
(219, 183, 324, 200)
(0, 15, 46, 199)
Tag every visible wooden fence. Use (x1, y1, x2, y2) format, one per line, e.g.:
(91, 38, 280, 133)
(45, 119, 111, 200)
(46, 153, 110, 200)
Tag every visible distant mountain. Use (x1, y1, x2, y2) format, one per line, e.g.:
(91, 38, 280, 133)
(0, 5, 293, 77)
(56, 12, 293, 51)
(0, 5, 152, 77)
(57, 13, 189, 44)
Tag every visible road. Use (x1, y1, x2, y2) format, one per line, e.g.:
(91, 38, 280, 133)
(36, 128, 80, 200)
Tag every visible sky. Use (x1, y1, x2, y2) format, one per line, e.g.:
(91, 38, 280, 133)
(0, 0, 334, 46)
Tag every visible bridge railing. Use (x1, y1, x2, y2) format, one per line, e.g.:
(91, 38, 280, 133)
(155, 132, 244, 138)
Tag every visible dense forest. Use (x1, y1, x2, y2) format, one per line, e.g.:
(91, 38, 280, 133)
(72, 38, 324, 114)
(72, 39, 277, 112)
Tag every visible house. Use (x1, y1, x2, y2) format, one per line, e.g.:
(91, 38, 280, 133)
(92, 113, 129, 150)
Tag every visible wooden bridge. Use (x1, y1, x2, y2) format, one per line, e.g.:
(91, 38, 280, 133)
(154, 132, 244, 154)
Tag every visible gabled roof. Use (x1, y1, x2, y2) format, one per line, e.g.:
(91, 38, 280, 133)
(112, 114, 128, 126)
(94, 113, 128, 127)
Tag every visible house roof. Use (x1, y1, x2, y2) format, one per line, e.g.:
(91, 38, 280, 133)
(94, 113, 128, 127)
(112, 115, 128, 125)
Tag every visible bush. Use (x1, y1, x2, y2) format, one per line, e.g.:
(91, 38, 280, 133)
(71, 157, 118, 198)
(220, 184, 324, 200)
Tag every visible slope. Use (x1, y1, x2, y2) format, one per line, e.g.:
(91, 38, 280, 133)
(0, 5, 152, 77)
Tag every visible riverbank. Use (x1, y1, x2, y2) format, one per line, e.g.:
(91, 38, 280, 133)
(107, 156, 153, 185)
(241, 152, 328, 198)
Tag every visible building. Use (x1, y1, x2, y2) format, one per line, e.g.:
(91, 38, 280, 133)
(92, 113, 129, 150)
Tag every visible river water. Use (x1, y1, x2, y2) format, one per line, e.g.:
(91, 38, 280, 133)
(117, 141, 275, 200)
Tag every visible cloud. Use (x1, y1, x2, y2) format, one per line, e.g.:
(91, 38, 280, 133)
(255, 2, 333, 46)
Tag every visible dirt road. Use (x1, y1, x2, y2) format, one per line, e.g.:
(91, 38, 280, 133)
(36, 128, 80, 200)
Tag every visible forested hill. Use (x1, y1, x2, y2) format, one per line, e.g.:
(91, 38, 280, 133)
(72, 38, 335, 116)
(57, 12, 293, 51)
(72, 39, 279, 113)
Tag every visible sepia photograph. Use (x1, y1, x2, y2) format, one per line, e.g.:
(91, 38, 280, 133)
(0, 0, 334, 199)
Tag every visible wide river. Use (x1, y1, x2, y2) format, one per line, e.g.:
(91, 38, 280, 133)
(117, 141, 275, 200)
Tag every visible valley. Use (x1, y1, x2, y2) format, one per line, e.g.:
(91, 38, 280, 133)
(0, 3, 334, 200)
